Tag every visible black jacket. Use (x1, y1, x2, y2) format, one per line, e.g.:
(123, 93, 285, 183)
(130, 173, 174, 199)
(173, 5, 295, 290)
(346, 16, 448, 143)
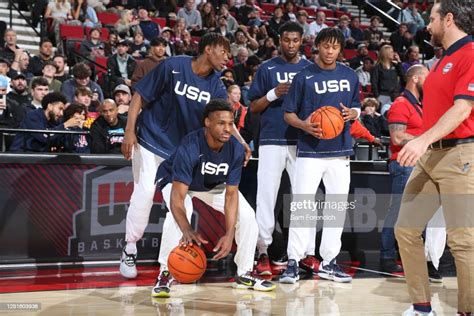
(90, 115, 127, 154)
(107, 54, 136, 88)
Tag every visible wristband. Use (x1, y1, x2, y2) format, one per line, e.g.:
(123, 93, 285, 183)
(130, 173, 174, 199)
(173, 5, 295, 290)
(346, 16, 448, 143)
(266, 88, 278, 102)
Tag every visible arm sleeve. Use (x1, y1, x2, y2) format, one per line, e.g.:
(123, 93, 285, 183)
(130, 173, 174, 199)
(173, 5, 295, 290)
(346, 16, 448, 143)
(134, 58, 170, 103)
(226, 144, 245, 186)
(453, 56, 474, 101)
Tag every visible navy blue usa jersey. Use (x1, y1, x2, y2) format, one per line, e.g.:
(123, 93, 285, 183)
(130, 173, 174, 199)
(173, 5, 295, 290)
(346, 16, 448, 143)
(283, 62, 361, 158)
(156, 128, 245, 192)
(134, 56, 227, 158)
(248, 57, 312, 146)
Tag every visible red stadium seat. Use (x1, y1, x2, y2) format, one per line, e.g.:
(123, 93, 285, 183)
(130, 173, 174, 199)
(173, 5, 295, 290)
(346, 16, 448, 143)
(343, 49, 358, 60)
(59, 24, 84, 41)
(95, 56, 108, 85)
(97, 12, 119, 26)
(318, 9, 334, 18)
(301, 7, 317, 17)
(152, 17, 167, 28)
(261, 3, 277, 13)
(368, 51, 377, 61)
(335, 10, 351, 19)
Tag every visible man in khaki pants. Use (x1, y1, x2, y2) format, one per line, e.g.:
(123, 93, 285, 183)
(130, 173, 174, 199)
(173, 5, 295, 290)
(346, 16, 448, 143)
(395, 0, 473, 315)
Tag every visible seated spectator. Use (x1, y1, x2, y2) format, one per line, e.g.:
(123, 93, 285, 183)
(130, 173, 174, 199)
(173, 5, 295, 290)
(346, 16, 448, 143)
(129, 31, 149, 60)
(138, 7, 160, 42)
(233, 55, 261, 88)
(237, 0, 263, 27)
(424, 46, 443, 71)
(160, 27, 175, 56)
(172, 17, 187, 40)
(398, 0, 425, 35)
(88, 0, 109, 13)
(361, 97, 389, 138)
(113, 84, 131, 115)
(371, 44, 404, 106)
(44, 0, 73, 47)
(74, 86, 97, 112)
(80, 27, 106, 60)
(230, 28, 259, 57)
(390, 23, 413, 57)
(349, 43, 370, 69)
(53, 54, 71, 83)
(61, 102, 90, 153)
(104, 30, 119, 56)
(107, 39, 136, 89)
(7, 73, 30, 107)
(308, 11, 328, 39)
(10, 92, 83, 152)
(90, 99, 126, 154)
(28, 38, 54, 76)
(177, 0, 202, 35)
(364, 16, 384, 51)
(156, 0, 177, 19)
(220, 68, 236, 88)
(131, 37, 167, 86)
(296, 10, 311, 43)
(213, 15, 234, 42)
(70, 0, 100, 28)
(349, 17, 364, 46)
(200, 2, 217, 32)
(256, 38, 276, 59)
(37, 62, 62, 93)
(268, 6, 288, 36)
(282, 1, 297, 22)
(0, 29, 20, 64)
(338, 15, 355, 47)
(235, 47, 249, 65)
(217, 5, 238, 34)
(402, 45, 420, 73)
(0, 59, 11, 92)
(0, 75, 26, 130)
(227, 84, 248, 132)
(115, 9, 141, 40)
(8, 51, 33, 82)
(61, 62, 104, 103)
(356, 56, 375, 89)
(320, 0, 348, 12)
(25, 77, 49, 112)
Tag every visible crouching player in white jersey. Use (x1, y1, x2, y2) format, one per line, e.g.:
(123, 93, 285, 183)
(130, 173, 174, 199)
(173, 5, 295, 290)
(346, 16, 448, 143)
(151, 99, 276, 297)
(280, 27, 361, 284)
(248, 21, 315, 275)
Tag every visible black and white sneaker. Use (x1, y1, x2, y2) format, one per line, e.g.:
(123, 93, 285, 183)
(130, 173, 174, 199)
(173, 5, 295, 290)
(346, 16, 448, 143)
(233, 272, 276, 292)
(318, 259, 352, 283)
(427, 262, 443, 283)
(151, 270, 174, 298)
(120, 247, 137, 279)
(271, 254, 288, 266)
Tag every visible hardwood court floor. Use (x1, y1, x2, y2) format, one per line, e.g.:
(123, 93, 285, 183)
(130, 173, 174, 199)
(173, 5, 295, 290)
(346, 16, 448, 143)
(0, 277, 458, 315)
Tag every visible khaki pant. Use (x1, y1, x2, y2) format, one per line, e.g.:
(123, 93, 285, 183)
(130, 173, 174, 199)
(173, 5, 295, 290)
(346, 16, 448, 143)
(395, 142, 474, 312)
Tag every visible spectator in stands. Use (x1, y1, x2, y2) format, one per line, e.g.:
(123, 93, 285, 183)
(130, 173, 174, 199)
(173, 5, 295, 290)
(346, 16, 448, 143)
(200, 2, 217, 32)
(338, 15, 355, 48)
(28, 38, 54, 77)
(233, 54, 261, 89)
(214, 15, 234, 42)
(349, 43, 370, 69)
(398, 0, 424, 36)
(230, 28, 259, 57)
(156, 0, 177, 19)
(349, 17, 364, 47)
(320, 0, 348, 13)
(88, 0, 109, 13)
(61, 102, 90, 153)
(227, 84, 248, 132)
(80, 27, 106, 61)
(308, 11, 328, 39)
(235, 47, 249, 65)
(7, 73, 30, 107)
(113, 84, 131, 115)
(115, 9, 141, 40)
(181, 31, 199, 56)
(364, 16, 384, 51)
(361, 97, 389, 138)
(44, 0, 73, 48)
(129, 31, 149, 60)
(70, 0, 100, 28)
(31, 61, 62, 93)
(8, 51, 33, 82)
(172, 17, 187, 40)
(268, 6, 288, 36)
(238, 0, 262, 27)
(220, 68, 236, 88)
(61, 62, 104, 103)
(108, 0, 138, 12)
(0, 29, 20, 64)
(282, 0, 297, 22)
(356, 56, 374, 90)
(218, 4, 238, 33)
(74, 86, 96, 112)
(296, 10, 311, 42)
(177, 0, 202, 35)
(424, 46, 443, 71)
(107, 39, 136, 89)
(371, 44, 404, 107)
(10, 92, 83, 152)
(53, 54, 71, 83)
(138, 7, 160, 42)
(402, 45, 420, 74)
(131, 37, 167, 86)
(0, 75, 25, 131)
(256, 37, 276, 59)
(90, 99, 126, 154)
(104, 30, 119, 56)
(389, 23, 413, 57)
(0, 59, 11, 92)
(25, 77, 49, 112)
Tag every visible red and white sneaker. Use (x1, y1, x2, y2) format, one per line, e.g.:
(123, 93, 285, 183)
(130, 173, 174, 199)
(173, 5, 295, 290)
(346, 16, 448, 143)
(299, 255, 320, 274)
(255, 254, 272, 276)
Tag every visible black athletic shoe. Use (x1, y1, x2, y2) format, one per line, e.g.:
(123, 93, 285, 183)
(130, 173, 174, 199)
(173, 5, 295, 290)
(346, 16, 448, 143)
(380, 258, 403, 273)
(427, 262, 443, 283)
(271, 254, 288, 266)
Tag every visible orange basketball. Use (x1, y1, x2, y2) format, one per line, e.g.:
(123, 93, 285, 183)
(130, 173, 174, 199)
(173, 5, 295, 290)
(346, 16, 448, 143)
(310, 106, 345, 139)
(168, 244, 207, 283)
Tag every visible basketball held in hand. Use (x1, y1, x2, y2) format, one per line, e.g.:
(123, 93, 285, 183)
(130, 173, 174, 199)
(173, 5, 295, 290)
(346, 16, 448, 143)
(168, 244, 207, 283)
(310, 106, 345, 139)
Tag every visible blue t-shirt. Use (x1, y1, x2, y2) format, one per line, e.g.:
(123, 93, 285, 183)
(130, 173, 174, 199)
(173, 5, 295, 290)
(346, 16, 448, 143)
(134, 56, 227, 158)
(248, 56, 312, 146)
(156, 128, 245, 192)
(283, 62, 361, 158)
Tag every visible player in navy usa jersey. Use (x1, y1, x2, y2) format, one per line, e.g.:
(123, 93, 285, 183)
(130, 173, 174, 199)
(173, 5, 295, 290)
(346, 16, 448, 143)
(247, 22, 313, 275)
(151, 99, 276, 297)
(119, 34, 251, 279)
(279, 28, 361, 284)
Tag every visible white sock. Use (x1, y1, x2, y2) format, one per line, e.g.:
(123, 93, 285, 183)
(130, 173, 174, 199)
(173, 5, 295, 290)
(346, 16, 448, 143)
(125, 242, 137, 254)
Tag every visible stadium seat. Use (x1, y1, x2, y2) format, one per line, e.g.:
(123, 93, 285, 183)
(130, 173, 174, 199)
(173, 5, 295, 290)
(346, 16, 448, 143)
(318, 9, 334, 18)
(97, 12, 120, 26)
(368, 51, 377, 61)
(343, 49, 358, 60)
(59, 24, 84, 41)
(152, 17, 167, 28)
(335, 10, 351, 19)
(261, 3, 277, 13)
(301, 7, 317, 17)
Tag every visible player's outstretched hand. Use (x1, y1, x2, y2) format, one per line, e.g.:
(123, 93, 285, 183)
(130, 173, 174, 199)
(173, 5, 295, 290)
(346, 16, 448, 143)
(242, 142, 252, 167)
(212, 234, 233, 260)
(340, 103, 358, 122)
(397, 136, 429, 167)
(303, 116, 323, 138)
(180, 229, 208, 247)
(121, 130, 138, 161)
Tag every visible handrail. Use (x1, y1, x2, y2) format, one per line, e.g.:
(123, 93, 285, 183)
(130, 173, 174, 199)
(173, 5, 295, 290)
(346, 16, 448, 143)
(8, 0, 42, 38)
(0, 128, 90, 135)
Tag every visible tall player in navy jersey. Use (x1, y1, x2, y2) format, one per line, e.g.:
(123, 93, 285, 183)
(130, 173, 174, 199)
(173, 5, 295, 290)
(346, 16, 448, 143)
(151, 99, 276, 297)
(247, 22, 313, 275)
(279, 28, 361, 284)
(119, 33, 251, 279)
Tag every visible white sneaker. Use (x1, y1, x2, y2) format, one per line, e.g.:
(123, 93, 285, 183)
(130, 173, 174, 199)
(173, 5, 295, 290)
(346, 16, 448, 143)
(120, 247, 137, 279)
(402, 306, 437, 316)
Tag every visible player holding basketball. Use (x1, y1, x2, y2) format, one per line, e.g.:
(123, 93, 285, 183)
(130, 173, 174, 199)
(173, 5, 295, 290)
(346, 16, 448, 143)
(279, 27, 361, 284)
(152, 99, 276, 297)
(247, 21, 313, 275)
(119, 33, 251, 279)
(395, 1, 473, 315)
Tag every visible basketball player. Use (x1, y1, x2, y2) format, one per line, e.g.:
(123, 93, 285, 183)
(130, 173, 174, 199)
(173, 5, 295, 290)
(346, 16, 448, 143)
(152, 99, 276, 297)
(279, 27, 361, 284)
(382, 64, 446, 281)
(247, 21, 313, 275)
(395, 1, 473, 314)
(120, 33, 251, 279)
